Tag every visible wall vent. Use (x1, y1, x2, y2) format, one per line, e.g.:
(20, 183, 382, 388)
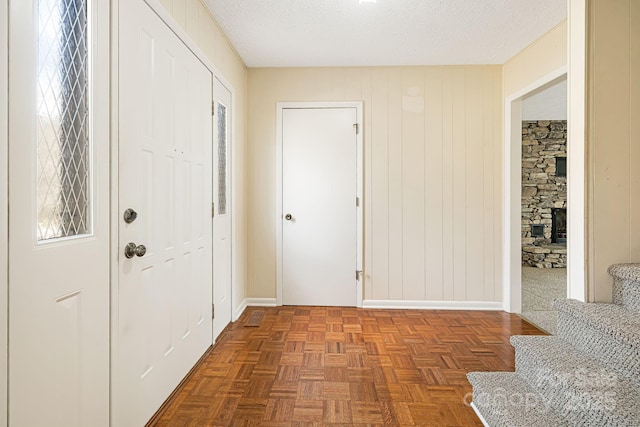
(530, 224, 545, 237)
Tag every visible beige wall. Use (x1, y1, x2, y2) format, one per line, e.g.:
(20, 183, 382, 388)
(503, 20, 568, 97)
(587, 0, 640, 301)
(248, 66, 503, 303)
(160, 0, 249, 307)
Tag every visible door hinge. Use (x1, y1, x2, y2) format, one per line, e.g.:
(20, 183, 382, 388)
(356, 197, 360, 207)
(356, 270, 362, 280)
(212, 202, 215, 218)
(212, 101, 215, 116)
(212, 304, 215, 319)
(353, 123, 359, 134)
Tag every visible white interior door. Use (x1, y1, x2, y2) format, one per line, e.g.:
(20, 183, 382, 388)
(282, 107, 358, 306)
(213, 78, 232, 338)
(8, 0, 110, 425)
(116, 1, 213, 425)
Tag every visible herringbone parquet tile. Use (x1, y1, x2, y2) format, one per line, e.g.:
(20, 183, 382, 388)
(151, 306, 544, 427)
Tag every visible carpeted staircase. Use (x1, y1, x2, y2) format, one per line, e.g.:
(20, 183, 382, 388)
(467, 263, 640, 427)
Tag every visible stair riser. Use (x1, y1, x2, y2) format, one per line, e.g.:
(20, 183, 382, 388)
(467, 372, 568, 427)
(557, 310, 640, 389)
(613, 277, 640, 313)
(515, 346, 626, 426)
(472, 395, 551, 427)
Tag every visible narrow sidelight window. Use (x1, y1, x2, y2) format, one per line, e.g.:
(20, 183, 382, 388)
(217, 102, 227, 215)
(37, 0, 91, 241)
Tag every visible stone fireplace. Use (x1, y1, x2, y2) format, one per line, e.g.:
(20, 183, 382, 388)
(521, 120, 567, 268)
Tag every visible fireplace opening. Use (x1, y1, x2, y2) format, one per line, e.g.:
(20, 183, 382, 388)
(552, 208, 567, 244)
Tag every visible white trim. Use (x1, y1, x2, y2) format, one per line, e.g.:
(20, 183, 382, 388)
(276, 105, 283, 306)
(362, 300, 503, 311)
(471, 402, 491, 427)
(213, 75, 240, 327)
(503, 97, 523, 314)
(234, 298, 278, 321)
(109, 1, 121, 425)
(0, 0, 8, 423)
(567, 0, 587, 302)
(276, 101, 364, 308)
(234, 299, 248, 321)
(502, 66, 571, 313)
(244, 298, 277, 307)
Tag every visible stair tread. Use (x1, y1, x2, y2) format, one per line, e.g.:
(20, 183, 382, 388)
(608, 263, 640, 283)
(609, 264, 640, 313)
(511, 335, 640, 425)
(467, 371, 570, 427)
(553, 299, 640, 344)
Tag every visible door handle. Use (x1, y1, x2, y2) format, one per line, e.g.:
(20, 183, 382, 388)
(124, 242, 147, 259)
(284, 213, 293, 221)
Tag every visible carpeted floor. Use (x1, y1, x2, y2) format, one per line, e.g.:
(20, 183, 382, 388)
(521, 267, 567, 334)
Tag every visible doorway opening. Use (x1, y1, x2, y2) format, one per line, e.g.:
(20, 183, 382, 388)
(519, 79, 567, 333)
(503, 68, 585, 333)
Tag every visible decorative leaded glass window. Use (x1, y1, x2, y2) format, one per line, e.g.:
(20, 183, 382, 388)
(37, 0, 91, 241)
(217, 102, 227, 215)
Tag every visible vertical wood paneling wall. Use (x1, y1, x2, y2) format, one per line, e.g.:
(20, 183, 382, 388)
(160, 0, 249, 308)
(248, 66, 503, 305)
(587, 0, 640, 302)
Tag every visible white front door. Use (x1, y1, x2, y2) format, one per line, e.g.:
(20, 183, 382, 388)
(116, 1, 213, 425)
(213, 78, 233, 338)
(8, 0, 110, 425)
(281, 107, 359, 306)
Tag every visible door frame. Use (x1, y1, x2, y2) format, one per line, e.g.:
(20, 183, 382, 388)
(213, 74, 235, 338)
(0, 0, 8, 423)
(275, 101, 364, 307)
(502, 65, 586, 313)
(110, 0, 238, 423)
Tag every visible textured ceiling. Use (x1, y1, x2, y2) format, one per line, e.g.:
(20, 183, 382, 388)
(204, 0, 567, 68)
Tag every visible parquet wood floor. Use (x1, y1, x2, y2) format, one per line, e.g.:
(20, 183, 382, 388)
(150, 306, 545, 427)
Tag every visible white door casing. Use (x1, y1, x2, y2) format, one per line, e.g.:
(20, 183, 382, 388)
(213, 77, 233, 338)
(116, 0, 213, 425)
(8, 0, 110, 425)
(0, 0, 9, 421)
(277, 103, 364, 307)
(502, 67, 569, 313)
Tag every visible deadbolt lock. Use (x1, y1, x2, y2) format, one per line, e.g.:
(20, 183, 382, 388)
(123, 208, 138, 224)
(285, 213, 293, 221)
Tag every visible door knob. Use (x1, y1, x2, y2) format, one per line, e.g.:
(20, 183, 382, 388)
(284, 213, 292, 221)
(124, 242, 147, 259)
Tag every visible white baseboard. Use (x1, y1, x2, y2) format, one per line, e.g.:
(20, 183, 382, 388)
(471, 402, 490, 427)
(234, 298, 277, 320)
(232, 298, 502, 319)
(362, 299, 503, 311)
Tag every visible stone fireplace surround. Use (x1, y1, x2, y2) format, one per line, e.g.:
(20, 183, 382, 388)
(521, 120, 567, 268)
